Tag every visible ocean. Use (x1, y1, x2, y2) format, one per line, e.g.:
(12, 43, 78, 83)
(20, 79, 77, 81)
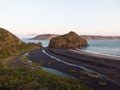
(22, 39, 120, 57)
(80, 40, 120, 57)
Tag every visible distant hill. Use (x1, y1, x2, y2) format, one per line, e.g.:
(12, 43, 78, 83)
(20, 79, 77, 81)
(81, 35, 120, 40)
(32, 34, 59, 40)
(32, 34, 120, 40)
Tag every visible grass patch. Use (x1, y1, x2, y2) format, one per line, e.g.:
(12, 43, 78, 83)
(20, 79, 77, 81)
(98, 82, 107, 86)
(31, 62, 40, 67)
(68, 69, 77, 73)
(80, 70, 100, 79)
(21, 55, 29, 62)
(0, 62, 93, 90)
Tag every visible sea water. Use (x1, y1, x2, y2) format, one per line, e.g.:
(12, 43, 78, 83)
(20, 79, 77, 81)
(81, 40, 120, 57)
(22, 39, 120, 57)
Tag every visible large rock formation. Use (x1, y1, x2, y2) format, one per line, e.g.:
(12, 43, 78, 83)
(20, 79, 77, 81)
(0, 28, 42, 58)
(49, 31, 88, 49)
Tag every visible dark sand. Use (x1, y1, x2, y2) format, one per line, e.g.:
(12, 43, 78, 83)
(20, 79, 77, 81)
(28, 48, 120, 90)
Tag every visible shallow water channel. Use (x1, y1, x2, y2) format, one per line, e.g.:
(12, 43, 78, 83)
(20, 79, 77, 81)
(42, 67, 75, 79)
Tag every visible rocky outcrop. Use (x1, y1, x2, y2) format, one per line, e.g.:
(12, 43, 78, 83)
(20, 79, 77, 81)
(0, 28, 42, 58)
(49, 31, 88, 49)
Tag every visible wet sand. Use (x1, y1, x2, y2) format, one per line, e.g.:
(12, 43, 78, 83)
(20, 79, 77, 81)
(28, 48, 120, 90)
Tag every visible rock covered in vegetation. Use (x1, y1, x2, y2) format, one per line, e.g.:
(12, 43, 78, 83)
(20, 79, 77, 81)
(49, 31, 88, 49)
(0, 28, 42, 58)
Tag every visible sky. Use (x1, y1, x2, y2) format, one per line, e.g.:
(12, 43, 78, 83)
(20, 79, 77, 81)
(0, 0, 120, 38)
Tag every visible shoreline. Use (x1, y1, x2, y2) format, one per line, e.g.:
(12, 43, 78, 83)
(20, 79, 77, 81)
(75, 49, 120, 60)
(22, 39, 120, 57)
(45, 48, 120, 82)
(28, 48, 120, 90)
(42, 49, 105, 78)
(77, 49, 120, 58)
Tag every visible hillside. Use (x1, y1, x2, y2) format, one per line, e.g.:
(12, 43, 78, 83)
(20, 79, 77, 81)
(81, 35, 120, 40)
(0, 28, 23, 57)
(32, 34, 120, 40)
(0, 28, 42, 58)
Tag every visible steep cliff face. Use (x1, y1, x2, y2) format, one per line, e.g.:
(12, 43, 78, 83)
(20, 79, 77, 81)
(0, 28, 42, 58)
(49, 31, 88, 49)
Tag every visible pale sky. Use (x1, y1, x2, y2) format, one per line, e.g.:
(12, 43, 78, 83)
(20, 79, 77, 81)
(0, 0, 120, 38)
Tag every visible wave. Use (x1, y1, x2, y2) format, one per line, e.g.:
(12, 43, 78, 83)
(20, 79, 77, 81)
(77, 49, 120, 58)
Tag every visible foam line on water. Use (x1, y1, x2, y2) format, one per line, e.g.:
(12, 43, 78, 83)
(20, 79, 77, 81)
(78, 49, 120, 58)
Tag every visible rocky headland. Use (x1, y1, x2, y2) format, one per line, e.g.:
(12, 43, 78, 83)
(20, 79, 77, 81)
(49, 31, 88, 49)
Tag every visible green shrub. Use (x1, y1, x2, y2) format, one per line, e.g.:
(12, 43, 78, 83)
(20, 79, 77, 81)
(0, 66, 93, 90)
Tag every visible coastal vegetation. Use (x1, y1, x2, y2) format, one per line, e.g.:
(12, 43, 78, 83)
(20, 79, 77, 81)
(0, 63, 93, 90)
(0, 28, 42, 58)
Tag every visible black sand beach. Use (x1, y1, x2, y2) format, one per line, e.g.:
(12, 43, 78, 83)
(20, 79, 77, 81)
(28, 48, 120, 90)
